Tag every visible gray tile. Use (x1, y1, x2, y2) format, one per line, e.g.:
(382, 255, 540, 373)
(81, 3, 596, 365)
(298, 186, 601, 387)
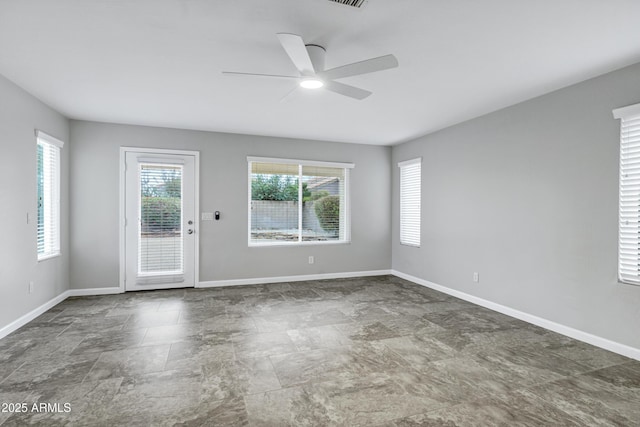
(423, 308, 519, 333)
(380, 335, 457, 366)
(0, 275, 637, 425)
(252, 313, 304, 332)
(473, 345, 592, 387)
(0, 390, 30, 425)
(198, 356, 282, 399)
(408, 356, 521, 402)
(391, 393, 584, 427)
(70, 329, 147, 355)
(245, 372, 447, 427)
(123, 309, 180, 329)
(270, 347, 360, 387)
(335, 320, 401, 341)
(232, 357, 281, 395)
(287, 325, 352, 351)
(84, 344, 170, 380)
(544, 340, 634, 370)
(270, 342, 411, 388)
(0, 353, 100, 393)
(202, 313, 257, 334)
(521, 371, 640, 426)
(164, 339, 235, 372)
(2, 378, 122, 426)
(141, 322, 203, 345)
(100, 370, 249, 426)
(231, 331, 297, 359)
(280, 288, 323, 301)
(299, 307, 352, 327)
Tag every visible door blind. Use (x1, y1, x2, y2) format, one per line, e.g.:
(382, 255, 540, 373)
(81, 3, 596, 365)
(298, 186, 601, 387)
(399, 158, 421, 247)
(618, 113, 640, 284)
(138, 163, 183, 276)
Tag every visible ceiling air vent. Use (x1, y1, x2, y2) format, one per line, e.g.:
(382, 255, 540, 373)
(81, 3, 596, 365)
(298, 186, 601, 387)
(328, 0, 367, 8)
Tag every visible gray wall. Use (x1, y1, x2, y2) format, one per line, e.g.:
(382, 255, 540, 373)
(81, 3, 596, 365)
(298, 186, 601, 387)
(69, 121, 391, 288)
(0, 74, 69, 330)
(392, 62, 640, 349)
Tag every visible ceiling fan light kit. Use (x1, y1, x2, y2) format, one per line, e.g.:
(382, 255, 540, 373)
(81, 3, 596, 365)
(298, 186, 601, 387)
(222, 33, 398, 100)
(300, 79, 324, 89)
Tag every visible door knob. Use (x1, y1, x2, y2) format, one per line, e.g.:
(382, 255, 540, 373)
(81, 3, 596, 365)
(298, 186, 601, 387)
(188, 229, 194, 235)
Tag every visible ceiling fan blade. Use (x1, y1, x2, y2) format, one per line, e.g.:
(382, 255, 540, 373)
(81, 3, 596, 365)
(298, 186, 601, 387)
(276, 33, 315, 77)
(324, 81, 372, 100)
(319, 54, 398, 80)
(222, 71, 299, 79)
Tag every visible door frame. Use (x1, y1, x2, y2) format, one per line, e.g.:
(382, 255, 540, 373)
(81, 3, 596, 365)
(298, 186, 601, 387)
(119, 147, 200, 292)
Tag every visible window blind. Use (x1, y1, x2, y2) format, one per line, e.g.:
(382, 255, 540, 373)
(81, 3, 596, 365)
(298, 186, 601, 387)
(615, 106, 640, 285)
(399, 158, 421, 247)
(36, 131, 63, 260)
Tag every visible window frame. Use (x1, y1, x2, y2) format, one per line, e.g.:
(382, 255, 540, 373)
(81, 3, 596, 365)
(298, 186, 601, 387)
(613, 103, 640, 286)
(36, 130, 64, 261)
(247, 156, 354, 247)
(398, 157, 421, 248)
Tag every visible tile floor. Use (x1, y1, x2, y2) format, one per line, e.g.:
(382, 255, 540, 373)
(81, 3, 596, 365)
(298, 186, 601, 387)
(0, 275, 638, 426)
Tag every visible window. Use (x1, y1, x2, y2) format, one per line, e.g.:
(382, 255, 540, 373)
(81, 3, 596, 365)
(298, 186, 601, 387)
(398, 158, 421, 247)
(36, 130, 63, 260)
(614, 103, 640, 285)
(248, 157, 353, 246)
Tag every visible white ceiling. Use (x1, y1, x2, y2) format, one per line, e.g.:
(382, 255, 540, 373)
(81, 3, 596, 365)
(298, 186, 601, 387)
(1, 0, 640, 146)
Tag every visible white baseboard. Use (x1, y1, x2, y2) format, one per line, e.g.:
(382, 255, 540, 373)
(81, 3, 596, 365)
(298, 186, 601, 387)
(67, 287, 123, 297)
(0, 290, 71, 340)
(392, 270, 640, 361)
(198, 269, 392, 288)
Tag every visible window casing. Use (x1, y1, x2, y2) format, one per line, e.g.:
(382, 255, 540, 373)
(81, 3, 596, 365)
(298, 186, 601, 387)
(248, 157, 353, 246)
(614, 103, 640, 285)
(36, 130, 64, 260)
(398, 158, 421, 247)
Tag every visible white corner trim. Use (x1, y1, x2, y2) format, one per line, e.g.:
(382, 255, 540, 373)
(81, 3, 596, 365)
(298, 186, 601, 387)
(397, 157, 421, 168)
(0, 290, 71, 340)
(67, 287, 123, 297)
(612, 102, 640, 119)
(198, 270, 392, 288)
(247, 156, 355, 169)
(35, 129, 65, 148)
(392, 270, 640, 361)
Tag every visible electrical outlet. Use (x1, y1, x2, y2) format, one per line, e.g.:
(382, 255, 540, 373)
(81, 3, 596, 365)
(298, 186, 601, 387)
(29, 281, 34, 294)
(473, 272, 479, 283)
(308, 256, 314, 265)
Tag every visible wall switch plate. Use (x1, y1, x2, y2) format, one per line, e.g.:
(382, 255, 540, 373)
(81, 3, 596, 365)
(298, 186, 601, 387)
(201, 212, 214, 221)
(473, 272, 479, 283)
(29, 281, 34, 294)
(308, 256, 314, 264)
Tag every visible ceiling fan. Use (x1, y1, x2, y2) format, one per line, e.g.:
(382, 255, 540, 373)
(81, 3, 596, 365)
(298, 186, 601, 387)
(222, 33, 398, 100)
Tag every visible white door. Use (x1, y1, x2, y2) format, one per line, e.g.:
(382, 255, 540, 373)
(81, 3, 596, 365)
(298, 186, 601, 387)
(124, 150, 197, 291)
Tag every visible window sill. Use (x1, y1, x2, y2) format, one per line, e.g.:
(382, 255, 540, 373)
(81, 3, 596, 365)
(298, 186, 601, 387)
(617, 279, 640, 287)
(249, 240, 351, 248)
(400, 243, 420, 248)
(37, 252, 61, 262)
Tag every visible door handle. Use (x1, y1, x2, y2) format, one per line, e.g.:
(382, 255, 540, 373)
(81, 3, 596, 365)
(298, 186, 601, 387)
(187, 229, 194, 235)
